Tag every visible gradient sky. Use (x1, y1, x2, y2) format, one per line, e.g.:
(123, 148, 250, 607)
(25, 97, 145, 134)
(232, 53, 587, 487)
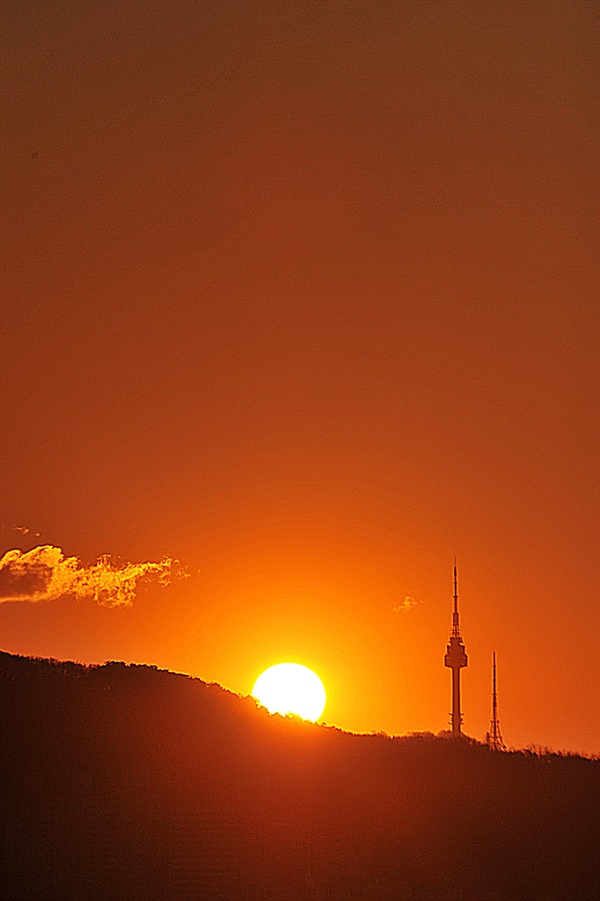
(1, 0, 598, 754)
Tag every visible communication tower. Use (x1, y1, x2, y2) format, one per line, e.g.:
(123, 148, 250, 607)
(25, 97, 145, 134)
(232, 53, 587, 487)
(444, 560, 468, 735)
(486, 652, 506, 751)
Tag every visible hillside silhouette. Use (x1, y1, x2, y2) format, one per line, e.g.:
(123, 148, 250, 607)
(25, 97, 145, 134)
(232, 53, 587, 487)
(1, 650, 597, 900)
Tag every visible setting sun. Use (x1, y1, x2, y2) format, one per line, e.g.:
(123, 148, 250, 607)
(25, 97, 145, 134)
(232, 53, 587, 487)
(252, 663, 326, 722)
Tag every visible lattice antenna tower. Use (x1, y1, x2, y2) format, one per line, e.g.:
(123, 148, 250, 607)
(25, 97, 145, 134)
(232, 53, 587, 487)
(487, 652, 506, 751)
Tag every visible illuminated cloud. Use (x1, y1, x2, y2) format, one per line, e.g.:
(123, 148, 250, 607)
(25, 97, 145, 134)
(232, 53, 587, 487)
(0, 545, 183, 606)
(392, 594, 418, 614)
(3, 525, 41, 538)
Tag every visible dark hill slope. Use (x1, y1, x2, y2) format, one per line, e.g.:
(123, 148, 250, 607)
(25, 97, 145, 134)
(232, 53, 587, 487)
(1, 651, 597, 900)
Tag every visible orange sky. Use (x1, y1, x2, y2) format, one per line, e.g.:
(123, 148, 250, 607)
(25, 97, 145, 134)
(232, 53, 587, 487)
(1, 0, 598, 755)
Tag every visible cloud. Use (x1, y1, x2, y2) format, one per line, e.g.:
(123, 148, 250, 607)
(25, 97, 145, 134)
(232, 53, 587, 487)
(0, 545, 184, 606)
(392, 594, 418, 613)
(5, 525, 41, 537)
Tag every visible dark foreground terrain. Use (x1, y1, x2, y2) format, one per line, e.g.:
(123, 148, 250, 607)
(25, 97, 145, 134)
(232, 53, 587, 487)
(1, 650, 597, 900)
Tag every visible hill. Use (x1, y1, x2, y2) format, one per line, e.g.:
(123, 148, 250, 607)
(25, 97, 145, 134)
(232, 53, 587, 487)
(0, 650, 597, 900)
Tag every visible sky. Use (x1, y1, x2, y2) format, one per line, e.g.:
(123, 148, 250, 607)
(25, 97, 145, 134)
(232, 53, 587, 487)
(1, 0, 598, 755)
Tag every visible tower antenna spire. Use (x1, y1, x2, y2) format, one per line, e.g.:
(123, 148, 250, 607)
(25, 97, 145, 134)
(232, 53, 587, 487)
(444, 559, 468, 735)
(486, 652, 506, 751)
(452, 556, 460, 637)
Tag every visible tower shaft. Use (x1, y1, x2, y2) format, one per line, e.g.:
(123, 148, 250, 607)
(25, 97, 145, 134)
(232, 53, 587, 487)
(444, 561, 468, 734)
(452, 666, 462, 735)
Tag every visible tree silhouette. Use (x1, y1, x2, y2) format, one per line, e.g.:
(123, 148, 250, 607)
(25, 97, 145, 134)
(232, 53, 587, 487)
(1, 650, 597, 900)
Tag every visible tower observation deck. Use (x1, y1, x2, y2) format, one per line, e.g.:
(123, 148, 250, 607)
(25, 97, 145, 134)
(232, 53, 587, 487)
(444, 561, 468, 735)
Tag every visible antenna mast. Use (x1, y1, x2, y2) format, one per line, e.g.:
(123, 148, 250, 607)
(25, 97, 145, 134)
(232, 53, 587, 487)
(486, 652, 506, 751)
(452, 559, 460, 637)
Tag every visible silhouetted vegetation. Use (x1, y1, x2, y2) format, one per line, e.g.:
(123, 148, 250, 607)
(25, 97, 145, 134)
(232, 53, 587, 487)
(1, 651, 597, 900)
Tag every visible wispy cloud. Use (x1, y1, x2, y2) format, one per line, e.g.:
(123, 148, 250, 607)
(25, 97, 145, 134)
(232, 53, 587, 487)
(0, 545, 184, 606)
(392, 593, 418, 614)
(13, 525, 39, 536)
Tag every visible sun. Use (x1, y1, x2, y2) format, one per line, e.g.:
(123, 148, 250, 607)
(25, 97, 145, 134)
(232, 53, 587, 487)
(252, 663, 326, 722)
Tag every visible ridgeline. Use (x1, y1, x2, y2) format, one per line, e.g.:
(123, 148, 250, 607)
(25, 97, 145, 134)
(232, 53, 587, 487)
(1, 650, 597, 900)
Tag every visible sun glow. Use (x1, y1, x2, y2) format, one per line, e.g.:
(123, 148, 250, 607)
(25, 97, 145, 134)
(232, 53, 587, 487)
(252, 663, 326, 722)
